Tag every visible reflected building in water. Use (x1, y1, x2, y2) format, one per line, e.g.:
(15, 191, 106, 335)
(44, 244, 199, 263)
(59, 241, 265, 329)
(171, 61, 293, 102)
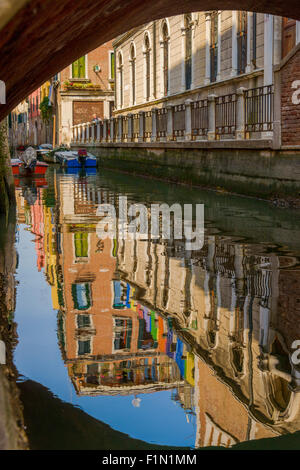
(16, 173, 300, 448)
(50, 176, 190, 401)
(117, 231, 300, 443)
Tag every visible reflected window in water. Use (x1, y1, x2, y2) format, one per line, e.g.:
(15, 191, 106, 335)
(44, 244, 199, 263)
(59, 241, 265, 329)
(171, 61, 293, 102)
(137, 318, 156, 350)
(86, 363, 100, 385)
(112, 280, 127, 309)
(113, 317, 132, 351)
(77, 339, 91, 356)
(77, 314, 91, 329)
(74, 232, 89, 259)
(72, 283, 92, 310)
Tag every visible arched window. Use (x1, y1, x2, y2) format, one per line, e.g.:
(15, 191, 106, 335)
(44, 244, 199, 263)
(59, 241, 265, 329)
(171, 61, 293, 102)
(118, 52, 123, 108)
(210, 11, 218, 82)
(162, 21, 169, 96)
(184, 14, 192, 90)
(130, 43, 136, 105)
(237, 11, 247, 74)
(144, 34, 151, 101)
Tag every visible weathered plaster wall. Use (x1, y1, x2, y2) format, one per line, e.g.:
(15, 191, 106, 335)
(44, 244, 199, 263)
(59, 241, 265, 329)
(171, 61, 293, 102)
(0, 211, 28, 450)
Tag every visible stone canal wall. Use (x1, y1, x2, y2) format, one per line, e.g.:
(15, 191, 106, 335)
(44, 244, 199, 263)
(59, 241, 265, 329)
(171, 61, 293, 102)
(0, 212, 27, 450)
(0, 122, 24, 449)
(71, 143, 300, 200)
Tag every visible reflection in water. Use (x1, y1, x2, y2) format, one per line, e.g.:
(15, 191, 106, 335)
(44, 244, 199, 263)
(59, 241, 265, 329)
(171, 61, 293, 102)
(14, 170, 300, 449)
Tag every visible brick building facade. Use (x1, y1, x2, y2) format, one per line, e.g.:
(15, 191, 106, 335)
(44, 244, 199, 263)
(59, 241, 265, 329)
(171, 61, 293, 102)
(277, 44, 300, 148)
(54, 41, 115, 145)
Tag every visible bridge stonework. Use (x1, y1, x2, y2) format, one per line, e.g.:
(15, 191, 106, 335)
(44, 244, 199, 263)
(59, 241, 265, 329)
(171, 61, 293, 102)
(1, 0, 300, 119)
(280, 45, 300, 147)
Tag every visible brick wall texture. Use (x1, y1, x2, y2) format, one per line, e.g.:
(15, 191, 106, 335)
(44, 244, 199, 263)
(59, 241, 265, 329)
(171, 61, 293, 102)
(281, 48, 300, 146)
(73, 101, 104, 125)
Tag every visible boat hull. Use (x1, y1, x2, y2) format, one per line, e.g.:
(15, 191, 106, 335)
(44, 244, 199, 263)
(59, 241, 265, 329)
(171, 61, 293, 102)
(64, 158, 97, 168)
(55, 151, 97, 169)
(11, 160, 48, 176)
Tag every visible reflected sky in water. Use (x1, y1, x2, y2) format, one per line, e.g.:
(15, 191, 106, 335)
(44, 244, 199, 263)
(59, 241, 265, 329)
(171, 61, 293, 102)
(12, 168, 300, 449)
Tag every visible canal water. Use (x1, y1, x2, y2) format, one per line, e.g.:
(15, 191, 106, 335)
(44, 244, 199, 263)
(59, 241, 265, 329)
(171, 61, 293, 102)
(11, 166, 300, 449)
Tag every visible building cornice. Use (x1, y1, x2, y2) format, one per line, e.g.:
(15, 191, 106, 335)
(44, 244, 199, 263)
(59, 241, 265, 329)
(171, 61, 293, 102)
(112, 23, 152, 48)
(274, 42, 300, 72)
(60, 89, 114, 98)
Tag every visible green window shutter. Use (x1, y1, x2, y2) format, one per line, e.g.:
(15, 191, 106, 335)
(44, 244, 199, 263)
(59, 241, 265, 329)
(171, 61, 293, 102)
(72, 61, 78, 78)
(111, 53, 115, 80)
(74, 232, 88, 257)
(72, 56, 85, 78)
(79, 56, 85, 78)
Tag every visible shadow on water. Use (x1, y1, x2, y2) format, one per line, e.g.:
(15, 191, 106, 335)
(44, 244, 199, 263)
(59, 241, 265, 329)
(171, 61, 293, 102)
(19, 379, 300, 450)
(18, 379, 187, 450)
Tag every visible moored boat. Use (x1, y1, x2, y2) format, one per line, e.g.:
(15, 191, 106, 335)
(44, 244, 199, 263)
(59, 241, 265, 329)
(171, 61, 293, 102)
(37, 143, 53, 160)
(55, 149, 97, 168)
(11, 158, 48, 176)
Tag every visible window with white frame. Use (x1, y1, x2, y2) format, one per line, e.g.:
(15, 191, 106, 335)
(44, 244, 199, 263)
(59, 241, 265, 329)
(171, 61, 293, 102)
(237, 11, 247, 74)
(118, 52, 123, 108)
(162, 21, 169, 96)
(184, 14, 193, 90)
(144, 33, 151, 101)
(109, 51, 115, 81)
(129, 43, 136, 105)
(72, 56, 86, 79)
(210, 11, 218, 83)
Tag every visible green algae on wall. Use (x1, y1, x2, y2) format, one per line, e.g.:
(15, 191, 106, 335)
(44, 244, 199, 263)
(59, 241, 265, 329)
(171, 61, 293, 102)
(0, 120, 15, 216)
(76, 145, 300, 201)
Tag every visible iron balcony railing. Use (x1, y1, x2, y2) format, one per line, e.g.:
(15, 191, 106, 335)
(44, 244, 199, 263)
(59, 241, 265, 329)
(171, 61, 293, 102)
(144, 111, 152, 140)
(245, 85, 274, 134)
(132, 113, 139, 140)
(215, 93, 237, 137)
(122, 115, 128, 141)
(172, 104, 185, 140)
(72, 88, 275, 145)
(191, 99, 208, 138)
(156, 108, 168, 138)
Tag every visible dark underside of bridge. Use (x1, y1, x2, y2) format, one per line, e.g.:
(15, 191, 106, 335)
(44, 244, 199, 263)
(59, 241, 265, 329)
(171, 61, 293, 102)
(1, 0, 300, 121)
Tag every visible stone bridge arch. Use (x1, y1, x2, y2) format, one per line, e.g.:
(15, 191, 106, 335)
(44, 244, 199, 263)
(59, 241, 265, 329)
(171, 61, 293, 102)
(1, 0, 300, 120)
